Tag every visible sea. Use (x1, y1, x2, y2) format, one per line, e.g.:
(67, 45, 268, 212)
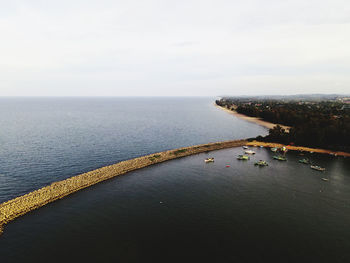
(0, 97, 349, 262)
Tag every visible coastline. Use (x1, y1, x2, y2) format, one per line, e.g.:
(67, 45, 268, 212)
(215, 104, 291, 131)
(215, 104, 350, 156)
(247, 140, 350, 157)
(1, 137, 348, 236)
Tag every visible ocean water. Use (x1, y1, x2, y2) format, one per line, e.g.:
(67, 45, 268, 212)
(0, 98, 349, 262)
(0, 97, 266, 203)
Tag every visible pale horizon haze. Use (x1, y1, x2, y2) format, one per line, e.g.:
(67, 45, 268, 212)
(1, 0, 350, 97)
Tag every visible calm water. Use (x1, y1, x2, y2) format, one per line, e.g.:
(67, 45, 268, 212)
(0, 98, 349, 262)
(0, 97, 266, 202)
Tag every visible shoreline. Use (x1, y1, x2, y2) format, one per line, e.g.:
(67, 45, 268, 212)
(246, 140, 350, 157)
(215, 104, 349, 156)
(215, 104, 291, 131)
(1, 138, 348, 236)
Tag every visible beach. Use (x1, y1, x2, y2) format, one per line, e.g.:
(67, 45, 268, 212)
(2, 136, 348, 236)
(1, 101, 348, 236)
(246, 140, 350, 157)
(215, 104, 291, 131)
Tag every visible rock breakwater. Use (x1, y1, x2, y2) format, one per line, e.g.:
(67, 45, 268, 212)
(0, 139, 246, 235)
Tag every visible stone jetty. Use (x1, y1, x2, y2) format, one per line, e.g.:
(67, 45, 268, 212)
(0, 139, 246, 235)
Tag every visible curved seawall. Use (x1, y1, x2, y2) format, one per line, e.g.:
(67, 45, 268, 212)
(0, 139, 247, 235)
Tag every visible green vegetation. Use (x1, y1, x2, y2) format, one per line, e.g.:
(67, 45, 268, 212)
(172, 149, 188, 155)
(217, 95, 350, 152)
(148, 154, 162, 161)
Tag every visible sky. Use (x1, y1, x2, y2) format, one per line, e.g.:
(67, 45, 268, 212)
(0, 0, 349, 96)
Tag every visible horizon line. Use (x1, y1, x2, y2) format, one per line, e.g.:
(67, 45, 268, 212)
(0, 93, 349, 98)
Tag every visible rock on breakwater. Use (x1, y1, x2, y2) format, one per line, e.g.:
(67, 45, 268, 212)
(0, 139, 247, 235)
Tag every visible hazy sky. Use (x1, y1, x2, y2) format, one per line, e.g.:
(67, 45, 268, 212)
(1, 0, 349, 96)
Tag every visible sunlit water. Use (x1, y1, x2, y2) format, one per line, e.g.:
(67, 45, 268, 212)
(0, 98, 349, 262)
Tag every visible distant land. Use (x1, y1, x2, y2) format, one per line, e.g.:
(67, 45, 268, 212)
(218, 94, 350, 102)
(216, 94, 350, 152)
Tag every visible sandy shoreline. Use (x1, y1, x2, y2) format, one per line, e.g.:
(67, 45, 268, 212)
(1, 137, 348, 236)
(246, 141, 350, 157)
(215, 104, 349, 156)
(215, 104, 291, 131)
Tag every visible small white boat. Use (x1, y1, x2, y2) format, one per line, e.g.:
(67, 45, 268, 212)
(321, 178, 329, 181)
(237, 155, 250, 160)
(242, 146, 249, 149)
(205, 158, 214, 163)
(310, 165, 325, 171)
(245, 150, 256, 155)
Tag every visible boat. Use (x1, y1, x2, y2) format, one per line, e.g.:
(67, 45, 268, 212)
(271, 147, 278, 152)
(237, 155, 250, 160)
(321, 178, 329, 181)
(259, 145, 264, 148)
(298, 158, 310, 164)
(310, 165, 325, 171)
(280, 146, 288, 153)
(273, 155, 287, 161)
(242, 146, 249, 149)
(255, 160, 268, 166)
(205, 158, 214, 163)
(245, 150, 256, 155)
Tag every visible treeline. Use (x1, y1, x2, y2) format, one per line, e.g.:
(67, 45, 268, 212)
(216, 98, 350, 152)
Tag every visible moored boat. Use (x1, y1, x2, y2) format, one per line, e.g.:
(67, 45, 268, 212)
(242, 146, 249, 149)
(280, 146, 288, 153)
(237, 155, 250, 160)
(299, 158, 310, 164)
(321, 178, 329, 181)
(273, 155, 287, 161)
(310, 165, 325, 171)
(205, 158, 214, 163)
(254, 160, 268, 166)
(245, 150, 256, 155)
(271, 147, 278, 152)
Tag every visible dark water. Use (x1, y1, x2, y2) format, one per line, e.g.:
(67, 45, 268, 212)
(0, 98, 349, 262)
